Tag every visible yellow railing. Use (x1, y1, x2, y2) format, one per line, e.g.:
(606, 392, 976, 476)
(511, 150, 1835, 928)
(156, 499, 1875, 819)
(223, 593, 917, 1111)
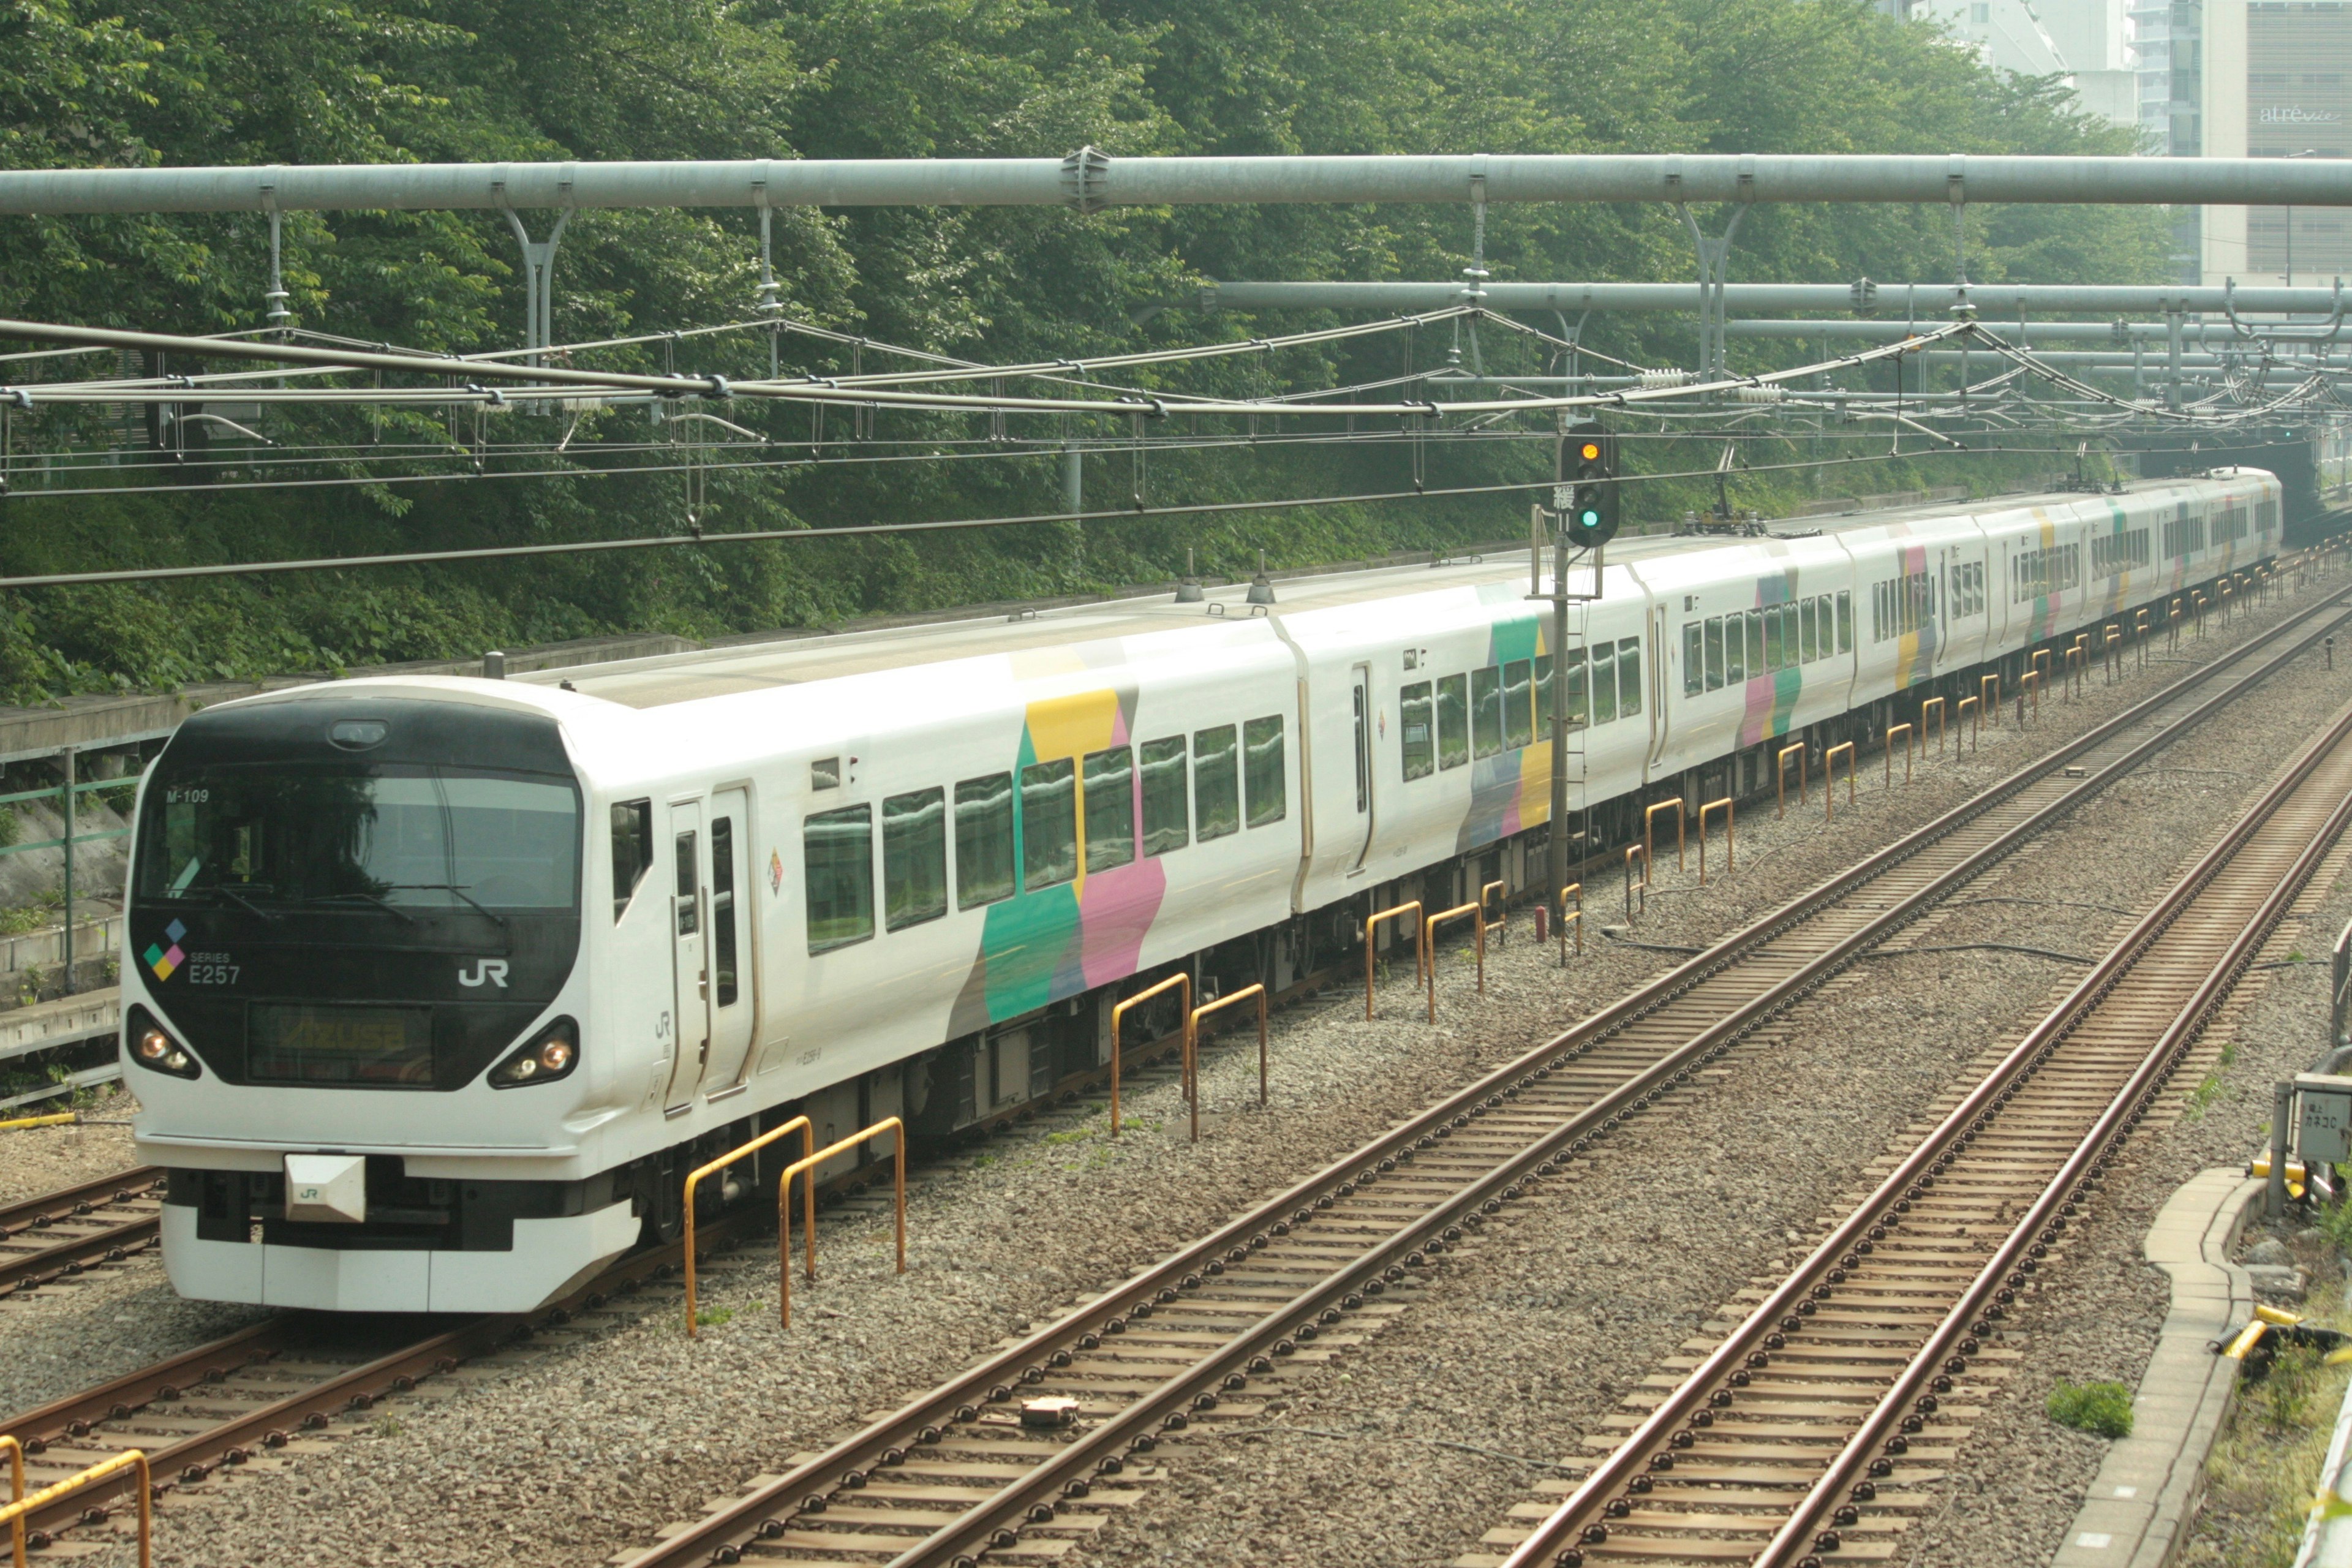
(683, 1114, 813, 1337)
(1698, 796, 1733, 884)
(1825, 741, 1857, 821)
(1776, 741, 1806, 816)
(1883, 722, 1914, 788)
(1365, 901, 1425, 1020)
(1920, 695, 1946, 756)
(1189, 984, 1270, 1141)
(1956, 694, 1980, 752)
(1644, 797, 1685, 876)
(0, 1448, 148, 1568)
(2020, 667, 2041, 721)
(1423, 902, 1484, 1022)
(1623, 843, 1648, 921)
(779, 1118, 905, 1328)
(1556, 882, 1583, 962)
(1980, 671, 2001, 728)
(1480, 878, 1509, 944)
(1110, 972, 1191, 1137)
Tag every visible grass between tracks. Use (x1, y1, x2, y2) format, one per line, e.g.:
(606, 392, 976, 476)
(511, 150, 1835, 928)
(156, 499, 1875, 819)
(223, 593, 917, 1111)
(2179, 1223, 2352, 1568)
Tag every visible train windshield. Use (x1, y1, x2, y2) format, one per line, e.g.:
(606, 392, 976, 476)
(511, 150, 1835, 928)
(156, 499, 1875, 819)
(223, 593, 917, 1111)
(135, 763, 581, 913)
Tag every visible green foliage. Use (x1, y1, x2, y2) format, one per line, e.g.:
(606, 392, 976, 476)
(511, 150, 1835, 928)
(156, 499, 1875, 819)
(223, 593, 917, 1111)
(0, 0, 2173, 700)
(2047, 1379, 2134, 1439)
(694, 1305, 735, 1327)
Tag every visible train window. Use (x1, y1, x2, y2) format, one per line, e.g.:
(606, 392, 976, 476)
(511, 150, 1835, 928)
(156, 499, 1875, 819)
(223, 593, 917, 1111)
(712, 816, 740, 1005)
(1019, 760, 1078, 889)
(1565, 652, 1588, 728)
(1763, 606, 1785, 673)
(1837, 591, 1852, 652)
(1617, 637, 1642, 718)
(1744, 609, 1764, 680)
(674, 831, 698, 936)
(1535, 656, 1555, 741)
(1502, 660, 1533, 750)
(1436, 674, 1469, 769)
(1471, 666, 1503, 758)
(611, 799, 653, 922)
(1195, 725, 1240, 840)
(811, 758, 840, 791)
(954, 773, 1016, 909)
(803, 805, 874, 954)
(1799, 600, 1817, 664)
(1702, 617, 1724, 692)
(1590, 642, 1618, 725)
(1084, 747, 1135, 872)
(883, 787, 948, 931)
(1140, 737, 1189, 854)
(1244, 715, 1287, 827)
(1722, 614, 1744, 685)
(1400, 682, 1434, 779)
(1683, 624, 1705, 698)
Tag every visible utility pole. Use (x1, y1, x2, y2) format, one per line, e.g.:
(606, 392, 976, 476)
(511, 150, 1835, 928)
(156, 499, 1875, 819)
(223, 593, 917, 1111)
(1534, 427, 1613, 938)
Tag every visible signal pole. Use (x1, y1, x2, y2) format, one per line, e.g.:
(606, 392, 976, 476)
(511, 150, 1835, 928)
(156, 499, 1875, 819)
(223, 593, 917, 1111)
(1534, 424, 1614, 940)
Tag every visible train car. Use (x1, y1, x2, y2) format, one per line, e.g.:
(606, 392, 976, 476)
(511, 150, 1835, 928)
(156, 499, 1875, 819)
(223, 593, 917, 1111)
(124, 469, 2279, 1312)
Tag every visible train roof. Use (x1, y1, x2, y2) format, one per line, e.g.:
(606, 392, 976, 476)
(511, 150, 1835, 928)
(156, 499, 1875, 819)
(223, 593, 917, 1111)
(516, 472, 2269, 712)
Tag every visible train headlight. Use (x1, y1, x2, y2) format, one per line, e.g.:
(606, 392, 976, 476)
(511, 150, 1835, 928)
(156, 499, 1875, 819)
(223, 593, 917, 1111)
(489, 1018, 579, 1088)
(126, 1009, 201, 1080)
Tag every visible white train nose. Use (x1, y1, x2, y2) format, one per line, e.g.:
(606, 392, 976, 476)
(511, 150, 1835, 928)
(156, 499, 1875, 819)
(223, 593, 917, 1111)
(282, 1153, 368, 1223)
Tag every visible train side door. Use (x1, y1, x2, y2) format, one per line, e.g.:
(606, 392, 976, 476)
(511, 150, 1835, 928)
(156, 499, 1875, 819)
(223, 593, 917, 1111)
(663, 799, 710, 1114)
(699, 786, 758, 1092)
(1348, 663, 1375, 872)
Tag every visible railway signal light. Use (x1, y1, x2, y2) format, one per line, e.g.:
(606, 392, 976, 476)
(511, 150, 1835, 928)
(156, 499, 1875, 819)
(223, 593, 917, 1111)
(1563, 424, 1621, 548)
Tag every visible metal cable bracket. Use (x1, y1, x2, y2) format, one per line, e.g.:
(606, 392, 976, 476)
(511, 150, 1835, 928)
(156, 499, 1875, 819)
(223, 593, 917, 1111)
(1061, 146, 1112, 213)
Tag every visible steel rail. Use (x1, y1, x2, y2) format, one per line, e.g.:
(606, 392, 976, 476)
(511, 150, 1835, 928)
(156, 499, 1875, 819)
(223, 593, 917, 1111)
(1501, 685, 2352, 1567)
(4, 154, 2352, 216)
(1761, 718, 2352, 1568)
(0, 1168, 164, 1300)
(0, 1203, 772, 1544)
(610, 569, 2352, 1568)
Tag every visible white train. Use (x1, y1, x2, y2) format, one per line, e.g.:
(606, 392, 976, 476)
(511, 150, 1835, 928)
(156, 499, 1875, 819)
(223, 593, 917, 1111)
(124, 469, 2280, 1312)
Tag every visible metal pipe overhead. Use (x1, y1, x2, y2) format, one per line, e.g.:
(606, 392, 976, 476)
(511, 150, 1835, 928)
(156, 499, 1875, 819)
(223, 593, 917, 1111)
(8, 153, 2352, 217)
(1725, 318, 2264, 343)
(1196, 281, 2350, 315)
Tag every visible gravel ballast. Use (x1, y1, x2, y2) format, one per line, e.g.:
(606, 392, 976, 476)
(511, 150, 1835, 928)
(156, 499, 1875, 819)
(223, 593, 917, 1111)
(21, 571, 2350, 1568)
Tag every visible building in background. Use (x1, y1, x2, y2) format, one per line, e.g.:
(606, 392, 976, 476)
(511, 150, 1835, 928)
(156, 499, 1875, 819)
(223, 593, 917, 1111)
(2135, 2, 2351, 285)
(1890, 1, 2143, 129)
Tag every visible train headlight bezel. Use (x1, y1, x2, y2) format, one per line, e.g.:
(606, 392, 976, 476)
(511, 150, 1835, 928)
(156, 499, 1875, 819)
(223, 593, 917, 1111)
(488, 1017, 579, 1089)
(127, 1008, 202, 1080)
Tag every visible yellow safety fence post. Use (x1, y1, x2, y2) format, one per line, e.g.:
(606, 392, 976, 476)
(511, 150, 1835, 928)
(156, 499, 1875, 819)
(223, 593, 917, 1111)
(2168, 595, 2184, 652)
(2064, 644, 2082, 699)
(1884, 722, 1914, 788)
(1556, 882, 1583, 964)
(684, 1113, 813, 1338)
(0, 1450, 148, 1568)
(2105, 625, 2122, 683)
(1776, 743, 1806, 818)
(780, 1117, 905, 1329)
(2, 1433, 22, 1568)
(1110, 973, 1191, 1137)
(1920, 696, 1947, 757)
(1644, 797, 1686, 876)
(2194, 590, 2207, 636)
(1825, 742, 1857, 821)
(1698, 797, 1733, 885)
(1480, 878, 1509, 947)
(1423, 902, 1485, 1022)
(1623, 843, 1648, 923)
(2135, 607, 2150, 669)
(2021, 668, 2041, 723)
(1190, 983, 1270, 1133)
(1957, 695, 1980, 753)
(1980, 671, 2001, 728)
(2032, 646, 2052, 687)
(1365, 900, 1425, 1020)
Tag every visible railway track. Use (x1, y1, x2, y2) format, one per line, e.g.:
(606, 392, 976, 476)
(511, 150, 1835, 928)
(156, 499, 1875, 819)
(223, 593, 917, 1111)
(0, 1166, 164, 1301)
(1484, 665, 2352, 1568)
(606, 590, 2352, 1568)
(0, 1205, 778, 1549)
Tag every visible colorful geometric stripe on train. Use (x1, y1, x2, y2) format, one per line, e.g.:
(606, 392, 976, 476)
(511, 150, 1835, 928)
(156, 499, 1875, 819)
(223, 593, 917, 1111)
(1458, 600, 1551, 855)
(948, 676, 1167, 1033)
